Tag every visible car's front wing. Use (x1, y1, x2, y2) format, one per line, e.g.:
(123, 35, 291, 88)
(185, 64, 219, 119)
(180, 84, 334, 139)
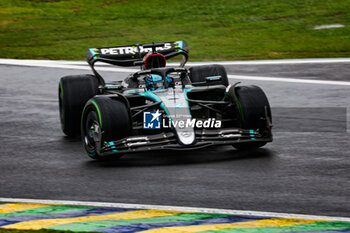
(97, 128, 272, 156)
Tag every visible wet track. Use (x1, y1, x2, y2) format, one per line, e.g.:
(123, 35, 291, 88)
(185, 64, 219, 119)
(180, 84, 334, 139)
(0, 61, 349, 217)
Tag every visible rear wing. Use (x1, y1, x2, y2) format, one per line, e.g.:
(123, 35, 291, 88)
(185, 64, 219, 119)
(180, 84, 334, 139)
(86, 41, 188, 67)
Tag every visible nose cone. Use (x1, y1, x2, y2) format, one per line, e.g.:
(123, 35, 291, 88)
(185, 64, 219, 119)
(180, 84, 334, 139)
(177, 130, 195, 145)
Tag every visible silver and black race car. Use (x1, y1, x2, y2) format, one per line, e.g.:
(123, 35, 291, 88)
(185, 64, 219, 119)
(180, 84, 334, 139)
(58, 41, 272, 159)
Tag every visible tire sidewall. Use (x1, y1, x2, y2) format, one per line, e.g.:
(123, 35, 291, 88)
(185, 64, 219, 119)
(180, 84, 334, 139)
(81, 97, 131, 159)
(81, 101, 101, 159)
(234, 85, 271, 130)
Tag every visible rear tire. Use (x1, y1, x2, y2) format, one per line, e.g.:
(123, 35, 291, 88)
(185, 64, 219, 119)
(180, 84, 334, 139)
(59, 75, 99, 137)
(81, 96, 131, 160)
(189, 64, 229, 86)
(228, 85, 272, 150)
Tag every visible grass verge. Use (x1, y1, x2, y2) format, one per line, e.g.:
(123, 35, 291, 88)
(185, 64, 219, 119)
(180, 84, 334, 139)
(0, 0, 349, 61)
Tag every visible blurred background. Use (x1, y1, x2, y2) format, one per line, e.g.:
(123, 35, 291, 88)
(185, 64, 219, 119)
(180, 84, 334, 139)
(0, 0, 349, 61)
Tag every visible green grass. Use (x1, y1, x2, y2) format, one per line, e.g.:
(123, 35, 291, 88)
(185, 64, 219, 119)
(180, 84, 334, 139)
(0, 0, 349, 61)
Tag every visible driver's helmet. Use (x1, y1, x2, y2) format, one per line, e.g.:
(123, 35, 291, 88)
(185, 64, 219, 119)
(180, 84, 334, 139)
(144, 74, 174, 91)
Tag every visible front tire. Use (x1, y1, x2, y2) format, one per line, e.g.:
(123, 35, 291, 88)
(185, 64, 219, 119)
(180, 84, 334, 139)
(228, 85, 272, 150)
(81, 96, 131, 160)
(59, 75, 99, 137)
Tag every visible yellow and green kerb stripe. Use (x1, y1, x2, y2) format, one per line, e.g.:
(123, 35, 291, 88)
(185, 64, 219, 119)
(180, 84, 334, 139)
(0, 202, 349, 233)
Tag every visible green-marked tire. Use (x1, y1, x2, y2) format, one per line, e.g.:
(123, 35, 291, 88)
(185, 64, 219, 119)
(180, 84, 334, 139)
(81, 96, 131, 160)
(189, 64, 229, 86)
(229, 85, 272, 150)
(58, 74, 99, 137)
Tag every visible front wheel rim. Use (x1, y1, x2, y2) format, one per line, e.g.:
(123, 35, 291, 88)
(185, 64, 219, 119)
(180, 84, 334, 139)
(83, 110, 101, 154)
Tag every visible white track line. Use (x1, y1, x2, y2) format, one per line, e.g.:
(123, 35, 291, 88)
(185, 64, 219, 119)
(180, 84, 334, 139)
(178, 58, 350, 65)
(0, 198, 349, 222)
(228, 74, 350, 86)
(1, 58, 350, 86)
(0, 59, 137, 73)
(2, 58, 350, 66)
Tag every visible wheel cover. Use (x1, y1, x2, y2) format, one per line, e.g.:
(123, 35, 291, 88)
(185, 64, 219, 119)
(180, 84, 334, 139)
(83, 111, 100, 153)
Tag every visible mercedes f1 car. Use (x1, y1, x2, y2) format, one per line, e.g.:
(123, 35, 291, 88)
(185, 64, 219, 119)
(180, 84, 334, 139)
(58, 41, 272, 159)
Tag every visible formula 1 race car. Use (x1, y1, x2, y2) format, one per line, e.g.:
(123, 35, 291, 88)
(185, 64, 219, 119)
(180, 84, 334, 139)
(58, 41, 272, 159)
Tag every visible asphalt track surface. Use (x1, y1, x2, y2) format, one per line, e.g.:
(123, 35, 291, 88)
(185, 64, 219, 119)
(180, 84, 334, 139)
(0, 61, 349, 218)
